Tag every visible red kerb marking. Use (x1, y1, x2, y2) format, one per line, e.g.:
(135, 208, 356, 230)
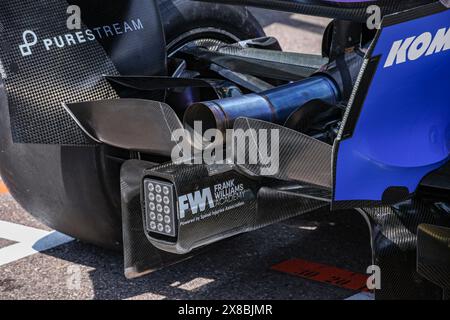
(272, 258, 369, 292)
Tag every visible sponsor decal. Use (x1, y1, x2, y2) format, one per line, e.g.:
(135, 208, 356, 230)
(19, 19, 145, 57)
(384, 27, 450, 67)
(178, 187, 215, 220)
(178, 179, 247, 224)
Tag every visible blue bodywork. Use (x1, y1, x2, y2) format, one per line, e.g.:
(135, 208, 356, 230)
(334, 7, 449, 203)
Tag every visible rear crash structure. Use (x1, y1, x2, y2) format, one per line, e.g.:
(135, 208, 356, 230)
(0, 0, 449, 299)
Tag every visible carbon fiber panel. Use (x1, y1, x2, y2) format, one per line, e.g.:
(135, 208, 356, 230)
(234, 118, 332, 189)
(185, 44, 327, 81)
(417, 224, 450, 289)
(121, 160, 199, 278)
(0, 0, 120, 144)
(65, 99, 184, 156)
(143, 163, 259, 254)
(359, 198, 450, 299)
(255, 186, 330, 227)
(143, 161, 330, 254)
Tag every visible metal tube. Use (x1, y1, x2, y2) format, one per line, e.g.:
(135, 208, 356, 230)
(184, 75, 340, 134)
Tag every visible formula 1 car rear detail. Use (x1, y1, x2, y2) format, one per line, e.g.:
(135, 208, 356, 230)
(0, 0, 265, 249)
(0, 0, 449, 299)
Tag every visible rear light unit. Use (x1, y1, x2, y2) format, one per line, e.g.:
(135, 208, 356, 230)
(144, 179, 176, 238)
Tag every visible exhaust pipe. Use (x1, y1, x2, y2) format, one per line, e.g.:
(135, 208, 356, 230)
(184, 75, 340, 134)
(183, 48, 367, 134)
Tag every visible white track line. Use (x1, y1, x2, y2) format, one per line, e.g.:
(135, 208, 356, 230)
(345, 292, 375, 300)
(0, 220, 73, 267)
(0, 220, 49, 242)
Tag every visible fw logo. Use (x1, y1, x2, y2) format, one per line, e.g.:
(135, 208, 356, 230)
(178, 188, 215, 219)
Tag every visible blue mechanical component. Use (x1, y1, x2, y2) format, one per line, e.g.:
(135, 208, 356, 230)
(184, 76, 340, 134)
(334, 7, 450, 204)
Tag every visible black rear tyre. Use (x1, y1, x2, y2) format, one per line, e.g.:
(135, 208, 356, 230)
(158, 0, 265, 51)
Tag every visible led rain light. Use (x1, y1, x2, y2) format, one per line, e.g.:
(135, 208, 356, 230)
(144, 179, 176, 237)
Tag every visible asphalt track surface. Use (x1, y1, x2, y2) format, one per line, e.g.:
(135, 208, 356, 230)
(0, 9, 374, 300)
